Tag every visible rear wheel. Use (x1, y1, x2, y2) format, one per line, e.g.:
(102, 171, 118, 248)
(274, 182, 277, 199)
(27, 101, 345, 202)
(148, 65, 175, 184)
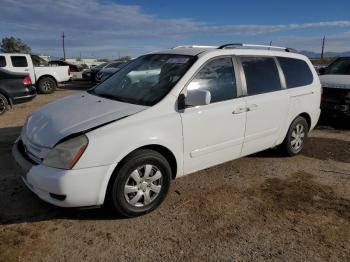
(107, 149, 172, 217)
(281, 116, 309, 156)
(38, 77, 56, 94)
(0, 94, 9, 115)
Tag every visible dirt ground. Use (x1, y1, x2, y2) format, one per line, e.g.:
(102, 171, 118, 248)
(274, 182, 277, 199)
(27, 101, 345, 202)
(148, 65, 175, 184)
(0, 84, 349, 261)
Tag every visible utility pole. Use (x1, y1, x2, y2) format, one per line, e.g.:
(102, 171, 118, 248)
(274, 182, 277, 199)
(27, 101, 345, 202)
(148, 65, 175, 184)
(62, 32, 66, 61)
(321, 36, 325, 60)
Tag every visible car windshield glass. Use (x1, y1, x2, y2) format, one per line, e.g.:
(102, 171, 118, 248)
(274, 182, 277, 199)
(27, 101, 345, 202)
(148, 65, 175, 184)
(325, 58, 350, 75)
(89, 54, 196, 106)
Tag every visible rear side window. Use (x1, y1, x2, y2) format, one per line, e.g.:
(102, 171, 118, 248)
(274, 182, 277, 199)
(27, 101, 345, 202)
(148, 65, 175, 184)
(11, 56, 28, 67)
(241, 57, 281, 95)
(187, 57, 237, 103)
(278, 57, 313, 88)
(0, 56, 6, 67)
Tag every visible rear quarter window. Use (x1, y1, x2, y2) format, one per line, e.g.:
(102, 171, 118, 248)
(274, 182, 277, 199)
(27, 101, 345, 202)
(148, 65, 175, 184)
(0, 56, 6, 67)
(11, 56, 28, 67)
(277, 57, 313, 88)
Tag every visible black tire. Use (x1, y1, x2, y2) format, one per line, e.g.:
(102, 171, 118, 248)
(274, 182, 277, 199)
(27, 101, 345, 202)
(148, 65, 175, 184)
(0, 94, 9, 115)
(281, 116, 309, 156)
(106, 149, 172, 217)
(37, 77, 57, 94)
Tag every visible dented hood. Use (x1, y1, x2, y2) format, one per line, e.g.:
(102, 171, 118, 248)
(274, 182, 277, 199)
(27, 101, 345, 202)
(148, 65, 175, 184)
(23, 92, 148, 147)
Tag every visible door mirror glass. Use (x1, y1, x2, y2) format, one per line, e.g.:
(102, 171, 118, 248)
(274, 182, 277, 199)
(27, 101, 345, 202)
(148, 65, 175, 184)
(185, 89, 211, 107)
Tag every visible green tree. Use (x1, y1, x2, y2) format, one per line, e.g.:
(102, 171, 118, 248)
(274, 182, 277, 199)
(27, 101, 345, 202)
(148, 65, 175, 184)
(1, 37, 31, 53)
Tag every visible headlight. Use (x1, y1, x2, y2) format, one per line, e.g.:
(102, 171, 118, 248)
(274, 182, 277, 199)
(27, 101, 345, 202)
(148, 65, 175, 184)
(43, 134, 88, 169)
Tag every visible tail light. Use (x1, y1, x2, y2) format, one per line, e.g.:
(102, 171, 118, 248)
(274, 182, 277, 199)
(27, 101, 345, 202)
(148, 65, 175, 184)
(23, 76, 32, 85)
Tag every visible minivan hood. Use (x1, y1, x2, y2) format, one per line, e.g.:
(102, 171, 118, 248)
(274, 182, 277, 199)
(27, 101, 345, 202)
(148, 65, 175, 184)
(24, 92, 148, 147)
(319, 74, 350, 90)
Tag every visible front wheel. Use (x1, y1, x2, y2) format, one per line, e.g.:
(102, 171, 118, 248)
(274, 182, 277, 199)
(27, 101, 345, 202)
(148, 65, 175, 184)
(107, 149, 172, 217)
(281, 116, 309, 156)
(37, 77, 57, 94)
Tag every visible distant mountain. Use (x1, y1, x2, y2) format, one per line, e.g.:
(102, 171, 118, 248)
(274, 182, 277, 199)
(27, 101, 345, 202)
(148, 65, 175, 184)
(300, 50, 350, 58)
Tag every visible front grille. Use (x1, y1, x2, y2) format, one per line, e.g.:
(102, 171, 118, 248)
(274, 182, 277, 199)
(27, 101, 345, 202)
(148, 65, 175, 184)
(322, 87, 348, 104)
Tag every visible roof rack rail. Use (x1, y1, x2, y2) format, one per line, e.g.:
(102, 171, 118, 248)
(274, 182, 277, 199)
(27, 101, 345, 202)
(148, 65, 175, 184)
(173, 45, 217, 49)
(217, 43, 298, 53)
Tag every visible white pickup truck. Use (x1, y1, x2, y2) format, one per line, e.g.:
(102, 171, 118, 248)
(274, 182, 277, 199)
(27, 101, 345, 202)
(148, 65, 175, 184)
(0, 53, 70, 94)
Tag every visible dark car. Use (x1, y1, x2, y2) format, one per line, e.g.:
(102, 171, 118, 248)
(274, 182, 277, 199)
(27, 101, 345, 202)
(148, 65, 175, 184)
(0, 68, 36, 115)
(49, 60, 82, 72)
(319, 57, 350, 117)
(95, 61, 128, 82)
(82, 62, 109, 82)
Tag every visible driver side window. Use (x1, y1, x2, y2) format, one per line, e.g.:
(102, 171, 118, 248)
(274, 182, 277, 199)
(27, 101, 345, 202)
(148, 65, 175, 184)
(187, 57, 237, 103)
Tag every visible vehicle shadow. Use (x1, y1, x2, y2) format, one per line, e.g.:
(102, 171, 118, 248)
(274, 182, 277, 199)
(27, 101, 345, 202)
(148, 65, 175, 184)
(0, 126, 123, 225)
(250, 136, 350, 163)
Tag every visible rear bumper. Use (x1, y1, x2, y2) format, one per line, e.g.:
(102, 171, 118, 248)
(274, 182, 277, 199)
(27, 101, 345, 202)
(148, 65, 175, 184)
(12, 86, 37, 105)
(12, 140, 115, 207)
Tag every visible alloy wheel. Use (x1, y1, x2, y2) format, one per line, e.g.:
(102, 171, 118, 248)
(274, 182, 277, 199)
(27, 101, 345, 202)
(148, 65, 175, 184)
(43, 81, 53, 91)
(291, 123, 305, 150)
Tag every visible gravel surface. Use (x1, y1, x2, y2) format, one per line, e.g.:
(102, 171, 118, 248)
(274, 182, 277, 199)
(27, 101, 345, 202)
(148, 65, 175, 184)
(0, 86, 349, 261)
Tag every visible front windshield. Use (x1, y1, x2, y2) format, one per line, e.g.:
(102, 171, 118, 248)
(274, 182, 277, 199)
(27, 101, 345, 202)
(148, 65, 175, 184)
(325, 58, 350, 75)
(89, 54, 196, 106)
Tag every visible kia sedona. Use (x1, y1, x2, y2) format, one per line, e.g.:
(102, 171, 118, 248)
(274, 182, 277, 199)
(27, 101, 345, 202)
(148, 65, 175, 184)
(12, 44, 321, 217)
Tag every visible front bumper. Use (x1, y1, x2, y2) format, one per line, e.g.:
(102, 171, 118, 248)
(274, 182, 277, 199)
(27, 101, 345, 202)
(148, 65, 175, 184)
(321, 102, 350, 116)
(12, 140, 115, 207)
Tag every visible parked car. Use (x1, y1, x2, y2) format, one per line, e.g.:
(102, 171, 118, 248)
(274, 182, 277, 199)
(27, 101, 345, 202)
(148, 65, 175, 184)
(0, 53, 70, 94)
(319, 57, 350, 117)
(0, 68, 36, 115)
(13, 44, 321, 217)
(82, 62, 109, 82)
(95, 61, 128, 82)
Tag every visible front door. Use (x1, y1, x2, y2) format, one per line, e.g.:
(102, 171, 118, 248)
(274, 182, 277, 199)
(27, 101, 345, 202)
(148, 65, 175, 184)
(181, 57, 247, 174)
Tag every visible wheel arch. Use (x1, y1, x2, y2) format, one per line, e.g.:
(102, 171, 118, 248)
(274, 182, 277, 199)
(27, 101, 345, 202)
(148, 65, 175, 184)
(298, 112, 311, 130)
(102, 144, 178, 205)
(281, 112, 312, 143)
(0, 90, 12, 106)
(36, 75, 58, 86)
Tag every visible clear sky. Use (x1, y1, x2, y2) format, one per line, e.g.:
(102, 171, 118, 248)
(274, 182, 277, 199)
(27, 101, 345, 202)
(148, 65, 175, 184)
(1, 0, 350, 58)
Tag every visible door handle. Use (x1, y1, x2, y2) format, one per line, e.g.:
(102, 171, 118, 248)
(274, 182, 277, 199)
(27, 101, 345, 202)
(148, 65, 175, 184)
(246, 104, 258, 111)
(232, 107, 246, 114)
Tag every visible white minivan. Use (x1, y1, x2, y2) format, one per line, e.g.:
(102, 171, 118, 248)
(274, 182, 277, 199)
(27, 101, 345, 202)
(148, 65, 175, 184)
(13, 44, 321, 217)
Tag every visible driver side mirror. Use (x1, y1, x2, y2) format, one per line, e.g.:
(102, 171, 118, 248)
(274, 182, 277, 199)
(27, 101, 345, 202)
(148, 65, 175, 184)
(185, 89, 211, 107)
